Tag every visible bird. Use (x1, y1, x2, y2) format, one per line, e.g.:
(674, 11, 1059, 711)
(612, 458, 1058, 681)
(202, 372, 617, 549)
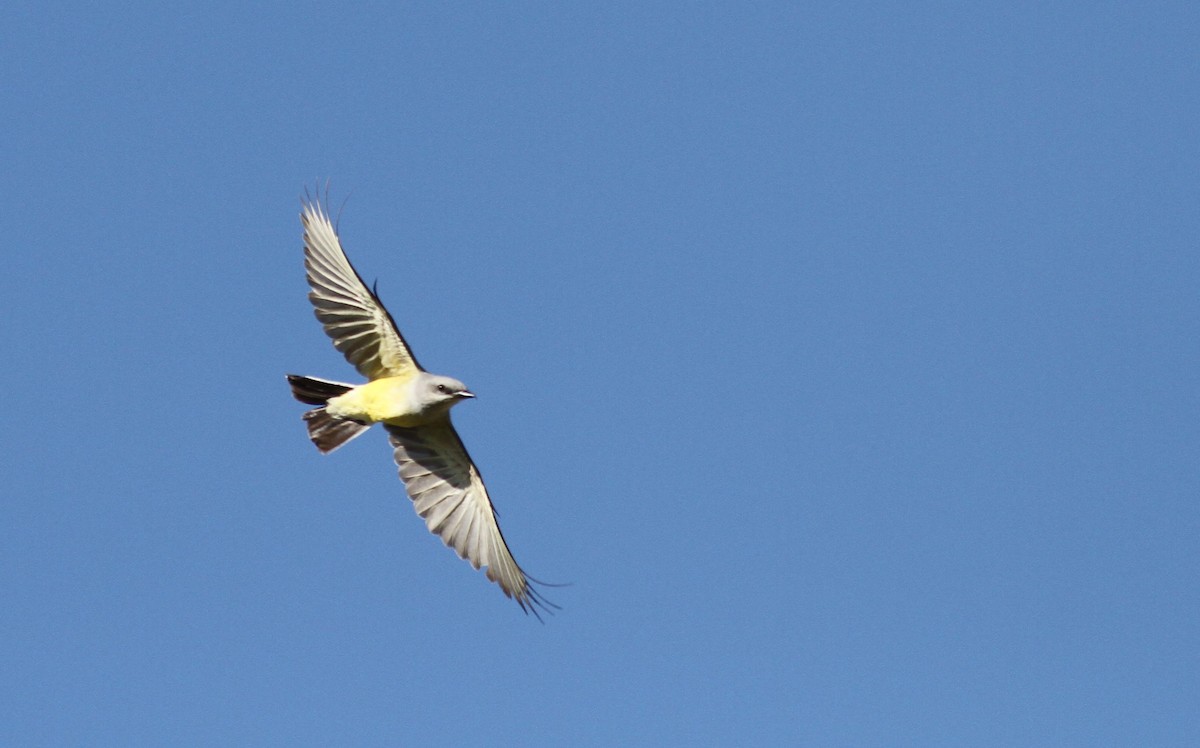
(285, 194, 555, 618)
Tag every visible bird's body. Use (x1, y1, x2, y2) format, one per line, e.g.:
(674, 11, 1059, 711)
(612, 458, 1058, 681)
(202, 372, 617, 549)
(285, 195, 554, 618)
(327, 374, 427, 426)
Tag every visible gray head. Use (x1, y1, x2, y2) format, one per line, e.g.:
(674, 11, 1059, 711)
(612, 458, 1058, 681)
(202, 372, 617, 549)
(414, 372, 475, 414)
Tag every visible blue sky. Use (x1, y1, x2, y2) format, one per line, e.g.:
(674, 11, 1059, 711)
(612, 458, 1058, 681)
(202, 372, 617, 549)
(3, 2, 1197, 745)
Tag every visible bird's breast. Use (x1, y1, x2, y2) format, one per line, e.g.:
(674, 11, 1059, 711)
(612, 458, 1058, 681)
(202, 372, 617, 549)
(326, 376, 425, 426)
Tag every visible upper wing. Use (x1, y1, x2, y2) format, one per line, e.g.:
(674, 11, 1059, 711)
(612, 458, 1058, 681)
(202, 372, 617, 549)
(301, 199, 421, 380)
(385, 418, 555, 618)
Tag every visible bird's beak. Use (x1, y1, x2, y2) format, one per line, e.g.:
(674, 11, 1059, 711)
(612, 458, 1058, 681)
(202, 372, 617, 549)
(457, 390, 475, 399)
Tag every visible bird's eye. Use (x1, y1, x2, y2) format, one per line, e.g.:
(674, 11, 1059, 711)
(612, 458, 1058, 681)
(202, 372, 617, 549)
(436, 384, 447, 393)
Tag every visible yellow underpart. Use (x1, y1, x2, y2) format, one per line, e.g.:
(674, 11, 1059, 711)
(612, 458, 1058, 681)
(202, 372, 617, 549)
(326, 374, 421, 425)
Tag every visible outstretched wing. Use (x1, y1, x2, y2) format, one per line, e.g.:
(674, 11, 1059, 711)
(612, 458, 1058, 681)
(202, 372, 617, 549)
(385, 418, 555, 618)
(301, 199, 421, 380)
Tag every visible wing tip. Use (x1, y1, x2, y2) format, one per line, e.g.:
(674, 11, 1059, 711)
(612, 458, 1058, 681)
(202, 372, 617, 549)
(300, 181, 337, 232)
(513, 573, 567, 623)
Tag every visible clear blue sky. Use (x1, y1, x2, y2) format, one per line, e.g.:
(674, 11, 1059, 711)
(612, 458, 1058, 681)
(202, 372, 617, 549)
(3, 3, 1197, 745)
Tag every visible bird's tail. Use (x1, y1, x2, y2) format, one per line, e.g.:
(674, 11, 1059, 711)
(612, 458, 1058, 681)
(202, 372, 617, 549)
(287, 374, 353, 405)
(286, 374, 370, 453)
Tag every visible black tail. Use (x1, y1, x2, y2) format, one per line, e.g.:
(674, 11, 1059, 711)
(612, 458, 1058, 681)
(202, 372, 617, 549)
(302, 407, 370, 453)
(287, 374, 353, 405)
(286, 375, 370, 453)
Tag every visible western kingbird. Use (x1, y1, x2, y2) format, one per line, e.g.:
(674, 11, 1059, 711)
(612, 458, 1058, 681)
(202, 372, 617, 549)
(286, 197, 554, 618)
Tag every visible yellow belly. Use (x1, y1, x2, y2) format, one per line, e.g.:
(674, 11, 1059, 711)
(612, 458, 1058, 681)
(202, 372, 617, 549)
(326, 376, 422, 425)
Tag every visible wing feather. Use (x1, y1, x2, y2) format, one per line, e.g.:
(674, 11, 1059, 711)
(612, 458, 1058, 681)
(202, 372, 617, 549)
(301, 199, 421, 379)
(385, 419, 555, 618)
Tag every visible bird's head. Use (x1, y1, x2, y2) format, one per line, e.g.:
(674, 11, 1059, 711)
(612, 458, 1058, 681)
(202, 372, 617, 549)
(415, 373, 475, 414)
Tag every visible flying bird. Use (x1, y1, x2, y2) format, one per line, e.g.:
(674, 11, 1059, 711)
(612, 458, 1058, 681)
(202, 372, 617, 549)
(286, 196, 555, 618)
